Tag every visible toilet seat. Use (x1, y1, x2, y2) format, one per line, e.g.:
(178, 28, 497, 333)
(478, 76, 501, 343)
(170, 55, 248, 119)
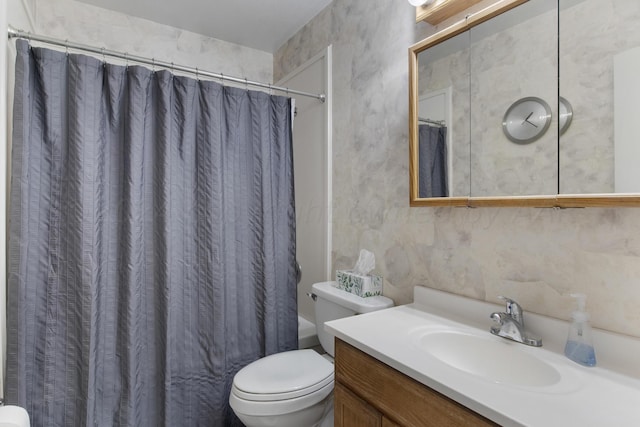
(232, 349, 334, 401)
(229, 349, 335, 417)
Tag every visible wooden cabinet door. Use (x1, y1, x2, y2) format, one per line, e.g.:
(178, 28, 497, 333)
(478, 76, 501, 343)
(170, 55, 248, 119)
(334, 382, 382, 427)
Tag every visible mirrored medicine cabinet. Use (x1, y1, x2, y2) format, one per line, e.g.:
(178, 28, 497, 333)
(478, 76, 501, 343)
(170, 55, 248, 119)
(409, 0, 640, 207)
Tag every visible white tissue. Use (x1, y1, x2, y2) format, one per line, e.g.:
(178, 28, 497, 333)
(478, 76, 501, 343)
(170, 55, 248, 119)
(353, 249, 375, 275)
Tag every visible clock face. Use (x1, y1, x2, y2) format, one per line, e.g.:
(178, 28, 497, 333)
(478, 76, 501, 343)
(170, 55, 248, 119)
(502, 97, 552, 144)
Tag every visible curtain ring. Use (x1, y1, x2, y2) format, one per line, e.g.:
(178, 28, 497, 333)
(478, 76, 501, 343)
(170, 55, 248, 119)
(245, 77, 249, 91)
(151, 57, 155, 71)
(124, 52, 129, 68)
(65, 39, 69, 55)
(219, 72, 224, 86)
(268, 83, 272, 96)
(100, 47, 106, 66)
(195, 67, 199, 80)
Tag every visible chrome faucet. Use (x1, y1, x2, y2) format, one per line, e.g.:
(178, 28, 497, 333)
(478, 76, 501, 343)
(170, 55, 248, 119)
(490, 296, 542, 347)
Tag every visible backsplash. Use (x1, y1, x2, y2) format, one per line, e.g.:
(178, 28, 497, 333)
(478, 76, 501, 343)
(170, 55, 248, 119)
(274, 0, 640, 338)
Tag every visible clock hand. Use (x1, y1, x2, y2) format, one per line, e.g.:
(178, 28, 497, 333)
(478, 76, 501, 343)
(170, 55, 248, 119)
(523, 112, 538, 128)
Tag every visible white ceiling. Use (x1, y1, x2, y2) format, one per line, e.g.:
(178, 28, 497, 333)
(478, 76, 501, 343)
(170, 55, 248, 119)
(75, 0, 333, 53)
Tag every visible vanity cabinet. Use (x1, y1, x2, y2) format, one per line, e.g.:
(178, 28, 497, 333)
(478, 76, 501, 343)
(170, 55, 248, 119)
(334, 338, 497, 427)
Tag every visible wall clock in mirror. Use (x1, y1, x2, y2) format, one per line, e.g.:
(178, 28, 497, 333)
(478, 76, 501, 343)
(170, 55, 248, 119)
(502, 96, 552, 144)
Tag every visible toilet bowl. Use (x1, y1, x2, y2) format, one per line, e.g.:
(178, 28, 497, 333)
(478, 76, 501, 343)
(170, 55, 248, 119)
(229, 281, 393, 427)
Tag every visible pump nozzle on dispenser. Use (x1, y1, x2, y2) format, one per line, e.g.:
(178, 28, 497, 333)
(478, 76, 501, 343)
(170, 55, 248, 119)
(565, 293, 596, 367)
(571, 292, 587, 312)
(570, 293, 589, 326)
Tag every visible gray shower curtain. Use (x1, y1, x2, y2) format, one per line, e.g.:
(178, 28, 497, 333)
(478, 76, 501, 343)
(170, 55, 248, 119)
(6, 39, 297, 427)
(418, 124, 448, 198)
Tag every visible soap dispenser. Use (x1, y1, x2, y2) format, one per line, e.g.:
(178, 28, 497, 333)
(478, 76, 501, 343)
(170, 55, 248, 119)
(564, 293, 596, 367)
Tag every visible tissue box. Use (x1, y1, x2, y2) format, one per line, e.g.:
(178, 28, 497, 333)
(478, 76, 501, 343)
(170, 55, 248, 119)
(336, 270, 383, 297)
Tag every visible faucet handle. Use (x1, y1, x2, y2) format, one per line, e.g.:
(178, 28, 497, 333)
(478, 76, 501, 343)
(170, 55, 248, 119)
(498, 296, 524, 324)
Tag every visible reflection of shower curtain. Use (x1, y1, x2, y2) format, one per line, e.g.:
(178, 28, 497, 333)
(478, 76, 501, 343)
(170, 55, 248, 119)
(7, 40, 297, 426)
(418, 124, 449, 197)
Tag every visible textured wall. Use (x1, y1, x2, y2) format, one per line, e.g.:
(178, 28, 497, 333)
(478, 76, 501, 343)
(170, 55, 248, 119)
(274, 0, 640, 338)
(33, 0, 273, 84)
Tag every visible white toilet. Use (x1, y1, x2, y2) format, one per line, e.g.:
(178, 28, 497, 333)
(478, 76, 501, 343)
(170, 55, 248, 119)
(229, 281, 394, 427)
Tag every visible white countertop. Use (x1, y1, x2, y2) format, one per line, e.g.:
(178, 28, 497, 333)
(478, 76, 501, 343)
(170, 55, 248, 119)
(325, 286, 640, 427)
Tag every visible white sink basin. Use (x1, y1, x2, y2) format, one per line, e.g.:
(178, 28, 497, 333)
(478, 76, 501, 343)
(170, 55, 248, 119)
(413, 329, 561, 387)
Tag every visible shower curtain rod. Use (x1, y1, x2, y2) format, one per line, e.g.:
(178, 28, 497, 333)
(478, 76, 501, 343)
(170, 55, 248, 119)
(419, 117, 445, 126)
(7, 26, 326, 103)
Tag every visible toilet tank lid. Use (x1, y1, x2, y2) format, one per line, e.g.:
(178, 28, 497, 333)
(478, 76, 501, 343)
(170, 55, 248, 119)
(311, 281, 394, 313)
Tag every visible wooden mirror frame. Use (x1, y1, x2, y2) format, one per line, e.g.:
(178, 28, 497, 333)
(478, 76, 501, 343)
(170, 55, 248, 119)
(408, 0, 640, 207)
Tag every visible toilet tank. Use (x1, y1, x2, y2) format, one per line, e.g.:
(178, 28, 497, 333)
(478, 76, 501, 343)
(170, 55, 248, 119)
(311, 281, 394, 356)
